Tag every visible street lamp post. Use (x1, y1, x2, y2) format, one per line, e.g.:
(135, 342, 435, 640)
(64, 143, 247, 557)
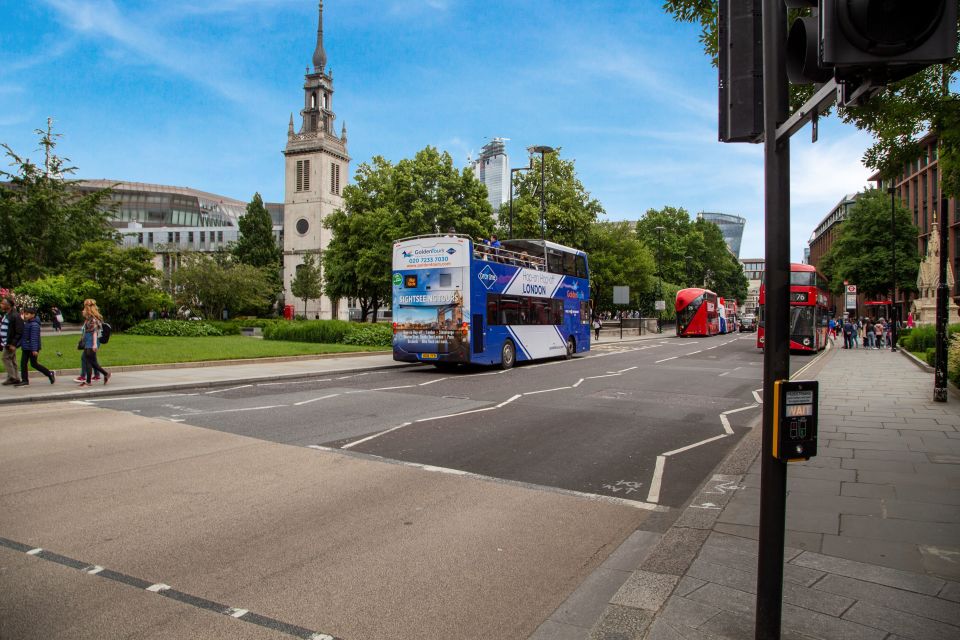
(655, 226, 665, 333)
(685, 255, 694, 288)
(528, 145, 555, 265)
(889, 186, 898, 352)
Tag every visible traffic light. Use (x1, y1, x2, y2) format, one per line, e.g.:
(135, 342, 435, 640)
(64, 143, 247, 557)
(786, 0, 958, 105)
(719, 0, 764, 143)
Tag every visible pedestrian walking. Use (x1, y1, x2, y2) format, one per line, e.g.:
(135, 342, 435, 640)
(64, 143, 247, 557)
(15, 307, 55, 386)
(593, 316, 602, 341)
(842, 318, 853, 349)
(78, 299, 110, 387)
(852, 320, 860, 349)
(1, 295, 24, 385)
(51, 306, 63, 333)
(875, 318, 885, 349)
(864, 319, 875, 348)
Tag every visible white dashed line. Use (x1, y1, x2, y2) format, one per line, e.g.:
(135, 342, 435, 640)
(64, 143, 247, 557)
(204, 384, 251, 395)
(523, 386, 572, 395)
(294, 393, 340, 407)
(370, 385, 415, 391)
(686, 350, 702, 356)
(718, 372, 730, 377)
(753, 389, 763, 403)
(418, 377, 449, 386)
(342, 422, 412, 449)
(655, 356, 678, 363)
(85, 565, 104, 575)
(26, 548, 42, 556)
(646, 456, 666, 504)
(719, 414, 734, 435)
(227, 608, 249, 618)
(87, 394, 198, 402)
(170, 405, 285, 417)
(258, 378, 331, 386)
(146, 583, 170, 592)
(571, 378, 585, 387)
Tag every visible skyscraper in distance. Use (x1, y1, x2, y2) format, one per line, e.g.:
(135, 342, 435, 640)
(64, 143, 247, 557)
(471, 138, 510, 215)
(697, 212, 746, 258)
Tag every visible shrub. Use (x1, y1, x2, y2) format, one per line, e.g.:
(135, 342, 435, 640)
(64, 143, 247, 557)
(925, 347, 937, 366)
(950, 335, 960, 387)
(343, 323, 392, 347)
(126, 320, 224, 337)
(263, 319, 353, 344)
(900, 323, 960, 353)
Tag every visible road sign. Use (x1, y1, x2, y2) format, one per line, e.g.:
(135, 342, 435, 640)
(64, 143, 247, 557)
(655, 300, 666, 311)
(846, 284, 857, 294)
(613, 286, 629, 305)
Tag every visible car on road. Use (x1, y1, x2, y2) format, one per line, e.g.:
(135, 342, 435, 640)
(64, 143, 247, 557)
(739, 314, 756, 332)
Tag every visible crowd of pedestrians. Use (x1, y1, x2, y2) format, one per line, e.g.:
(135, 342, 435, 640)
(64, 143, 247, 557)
(0, 295, 112, 389)
(828, 315, 904, 350)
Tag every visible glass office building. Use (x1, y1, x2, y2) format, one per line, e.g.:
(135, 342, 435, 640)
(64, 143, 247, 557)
(697, 212, 746, 258)
(471, 138, 510, 213)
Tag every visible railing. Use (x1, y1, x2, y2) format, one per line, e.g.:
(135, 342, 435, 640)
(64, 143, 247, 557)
(473, 245, 546, 270)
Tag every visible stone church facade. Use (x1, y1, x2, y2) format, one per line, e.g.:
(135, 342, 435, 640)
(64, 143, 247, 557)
(283, 1, 350, 319)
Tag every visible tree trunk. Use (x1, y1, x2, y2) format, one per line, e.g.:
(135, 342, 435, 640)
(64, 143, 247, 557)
(359, 298, 370, 322)
(303, 298, 308, 318)
(371, 301, 380, 322)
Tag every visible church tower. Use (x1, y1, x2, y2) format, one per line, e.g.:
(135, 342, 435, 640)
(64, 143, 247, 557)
(283, 1, 350, 319)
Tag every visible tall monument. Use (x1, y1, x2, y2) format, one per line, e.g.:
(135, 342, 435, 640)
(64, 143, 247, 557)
(911, 212, 958, 325)
(283, 1, 350, 319)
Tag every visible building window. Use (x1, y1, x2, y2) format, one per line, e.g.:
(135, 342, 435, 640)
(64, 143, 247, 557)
(296, 159, 311, 192)
(168, 232, 174, 244)
(200, 231, 206, 243)
(137, 233, 143, 244)
(218, 231, 224, 243)
(310, 114, 318, 131)
(188, 231, 194, 244)
(147, 232, 154, 246)
(175, 232, 181, 244)
(331, 162, 340, 195)
(311, 92, 317, 109)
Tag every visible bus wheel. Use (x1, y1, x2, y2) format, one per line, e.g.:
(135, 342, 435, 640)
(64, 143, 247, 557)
(565, 336, 575, 359)
(500, 340, 515, 370)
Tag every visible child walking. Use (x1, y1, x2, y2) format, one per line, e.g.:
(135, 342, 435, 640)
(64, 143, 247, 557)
(15, 307, 55, 386)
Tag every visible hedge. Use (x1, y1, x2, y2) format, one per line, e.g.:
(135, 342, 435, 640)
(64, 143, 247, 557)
(264, 319, 392, 347)
(897, 323, 960, 352)
(126, 320, 224, 337)
(342, 323, 392, 347)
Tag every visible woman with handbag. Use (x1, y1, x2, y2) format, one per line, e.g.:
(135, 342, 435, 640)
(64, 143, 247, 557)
(78, 299, 110, 387)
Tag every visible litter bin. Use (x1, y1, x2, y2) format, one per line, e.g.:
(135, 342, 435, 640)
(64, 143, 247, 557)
(283, 304, 295, 320)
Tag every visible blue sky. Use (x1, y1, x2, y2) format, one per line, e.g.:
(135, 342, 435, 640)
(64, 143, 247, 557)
(1, 0, 878, 261)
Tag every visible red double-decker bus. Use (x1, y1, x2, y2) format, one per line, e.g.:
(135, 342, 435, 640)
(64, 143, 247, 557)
(757, 263, 829, 353)
(676, 288, 720, 337)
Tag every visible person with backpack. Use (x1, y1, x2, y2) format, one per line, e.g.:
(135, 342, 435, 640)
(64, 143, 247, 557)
(78, 298, 110, 387)
(15, 307, 54, 386)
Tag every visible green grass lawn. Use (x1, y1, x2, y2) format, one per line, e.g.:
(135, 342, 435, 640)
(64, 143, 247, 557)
(37, 334, 388, 368)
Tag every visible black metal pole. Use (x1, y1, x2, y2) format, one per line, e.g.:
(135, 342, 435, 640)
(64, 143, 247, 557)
(509, 172, 515, 240)
(657, 227, 664, 333)
(890, 186, 898, 352)
(539, 150, 547, 243)
(756, 0, 790, 638)
(935, 193, 949, 402)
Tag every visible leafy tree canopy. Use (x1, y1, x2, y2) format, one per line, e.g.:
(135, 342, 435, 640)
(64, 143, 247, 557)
(232, 192, 281, 270)
(818, 188, 920, 298)
(324, 146, 495, 321)
(636, 206, 748, 303)
(172, 252, 275, 321)
(0, 121, 115, 287)
(585, 221, 655, 312)
(290, 251, 323, 317)
(507, 151, 605, 248)
(66, 241, 171, 329)
(661, 1, 960, 195)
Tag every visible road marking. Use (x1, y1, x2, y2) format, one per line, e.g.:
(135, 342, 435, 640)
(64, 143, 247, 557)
(170, 404, 285, 417)
(497, 394, 522, 408)
(655, 356, 678, 363)
(294, 393, 340, 407)
(571, 378, 585, 387)
(753, 389, 763, 403)
(718, 372, 730, 377)
(523, 386, 571, 395)
(204, 384, 252, 395)
(0, 537, 343, 640)
(664, 433, 729, 457)
(418, 377, 449, 386)
(646, 456, 666, 504)
(617, 366, 638, 373)
(258, 379, 331, 386)
(86, 393, 198, 402)
(719, 414, 733, 435)
(342, 422, 412, 449)
(686, 350, 702, 356)
(70, 400, 93, 405)
(585, 373, 620, 380)
(370, 385, 415, 391)
(724, 403, 759, 415)
(791, 341, 831, 379)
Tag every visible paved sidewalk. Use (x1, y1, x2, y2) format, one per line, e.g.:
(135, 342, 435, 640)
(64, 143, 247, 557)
(581, 346, 960, 639)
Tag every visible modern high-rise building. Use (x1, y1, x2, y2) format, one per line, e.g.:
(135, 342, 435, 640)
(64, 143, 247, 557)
(697, 212, 746, 257)
(282, 1, 350, 320)
(471, 138, 510, 214)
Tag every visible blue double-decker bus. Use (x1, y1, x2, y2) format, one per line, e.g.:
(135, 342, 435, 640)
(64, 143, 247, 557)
(392, 234, 591, 369)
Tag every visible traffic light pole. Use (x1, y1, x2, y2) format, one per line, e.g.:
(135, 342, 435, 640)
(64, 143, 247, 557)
(935, 193, 949, 402)
(756, 1, 790, 638)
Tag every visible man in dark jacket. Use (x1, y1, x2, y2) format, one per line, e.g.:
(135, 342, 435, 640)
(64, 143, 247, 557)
(16, 307, 54, 387)
(1, 295, 24, 385)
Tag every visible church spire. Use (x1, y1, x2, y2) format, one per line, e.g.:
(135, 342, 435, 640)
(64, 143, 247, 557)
(312, 1, 327, 72)
(288, 113, 295, 136)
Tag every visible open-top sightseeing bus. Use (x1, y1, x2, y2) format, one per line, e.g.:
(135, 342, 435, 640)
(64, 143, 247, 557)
(392, 234, 591, 369)
(757, 262, 829, 353)
(676, 288, 720, 337)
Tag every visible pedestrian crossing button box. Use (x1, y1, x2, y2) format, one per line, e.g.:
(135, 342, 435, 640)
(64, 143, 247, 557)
(773, 380, 817, 462)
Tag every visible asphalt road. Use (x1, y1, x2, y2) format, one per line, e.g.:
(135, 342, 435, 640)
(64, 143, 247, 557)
(0, 333, 815, 640)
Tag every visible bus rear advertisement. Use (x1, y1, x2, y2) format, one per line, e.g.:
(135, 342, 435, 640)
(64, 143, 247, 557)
(392, 235, 591, 368)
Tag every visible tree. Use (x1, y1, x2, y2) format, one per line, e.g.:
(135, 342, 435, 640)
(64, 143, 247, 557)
(0, 120, 115, 286)
(172, 252, 276, 320)
(324, 147, 496, 321)
(819, 188, 920, 299)
(66, 241, 171, 329)
(635, 206, 694, 287)
(290, 251, 323, 317)
(232, 192, 281, 269)
(14, 275, 81, 319)
(508, 151, 605, 248)
(585, 221, 655, 313)
(661, 1, 960, 195)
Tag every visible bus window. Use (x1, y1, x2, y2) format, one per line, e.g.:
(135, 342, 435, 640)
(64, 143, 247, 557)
(580, 300, 590, 324)
(439, 273, 452, 287)
(553, 299, 564, 324)
(790, 271, 814, 286)
(500, 296, 520, 324)
(563, 252, 576, 276)
(547, 250, 563, 274)
(576, 255, 588, 279)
